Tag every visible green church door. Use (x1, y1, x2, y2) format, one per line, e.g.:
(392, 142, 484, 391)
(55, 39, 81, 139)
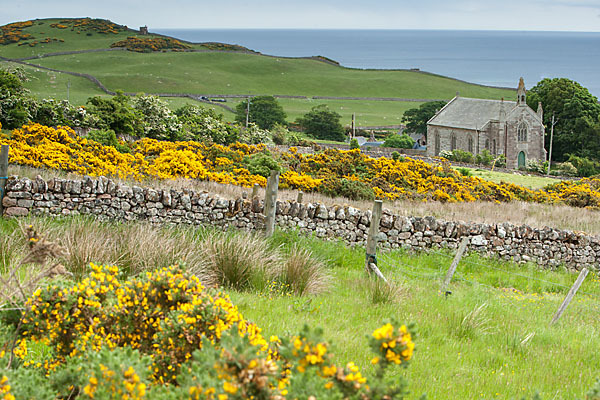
(518, 151, 526, 168)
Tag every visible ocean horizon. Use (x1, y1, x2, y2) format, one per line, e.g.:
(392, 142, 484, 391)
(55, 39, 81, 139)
(154, 29, 600, 96)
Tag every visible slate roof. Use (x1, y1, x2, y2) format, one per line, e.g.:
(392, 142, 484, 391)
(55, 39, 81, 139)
(427, 97, 517, 130)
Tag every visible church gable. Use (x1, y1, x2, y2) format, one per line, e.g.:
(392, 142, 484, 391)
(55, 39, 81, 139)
(425, 78, 547, 169)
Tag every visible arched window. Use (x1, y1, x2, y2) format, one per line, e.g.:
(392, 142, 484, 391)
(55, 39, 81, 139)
(434, 133, 440, 156)
(468, 136, 473, 153)
(451, 134, 457, 151)
(518, 122, 528, 142)
(485, 139, 489, 150)
(492, 139, 497, 154)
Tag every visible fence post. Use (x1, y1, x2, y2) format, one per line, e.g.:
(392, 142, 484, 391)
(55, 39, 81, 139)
(264, 170, 279, 237)
(296, 191, 303, 203)
(365, 200, 387, 281)
(251, 183, 260, 199)
(0, 145, 8, 217)
(441, 237, 469, 293)
(550, 267, 589, 325)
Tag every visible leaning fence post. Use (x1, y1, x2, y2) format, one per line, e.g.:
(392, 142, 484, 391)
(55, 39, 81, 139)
(0, 145, 8, 217)
(550, 267, 589, 325)
(263, 170, 279, 237)
(365, 200, 387, 281)
(441, 237, 469, 293)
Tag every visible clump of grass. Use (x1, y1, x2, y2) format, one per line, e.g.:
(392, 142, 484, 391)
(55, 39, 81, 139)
(451, 303, 492, 340)
(198, 231, 281, 291)
(364, 278, 405, 305)
(280, 245, 330, 296)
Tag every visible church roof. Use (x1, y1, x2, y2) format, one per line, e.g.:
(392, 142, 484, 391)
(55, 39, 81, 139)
(427, 97, 517, 130)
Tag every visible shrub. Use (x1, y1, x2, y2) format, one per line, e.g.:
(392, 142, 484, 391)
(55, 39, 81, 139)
(451, 149, 473, 163)
(86, 129, 130, 153)
(457, 167, 472, 177)
(556, 161, 578, 177)
(244, 151, 281, 178)
(391, 151, 402, 161)
(321, 177, 375, 201)
(475, 150, 495, 166)
(439, 150, 453, 160)
(382, 133, 414, 149)
(526, 159, 548, 174)
(567, 155, 600, 177)
(493, 154, 506, 168)
(350, 138, 360, 150)
(270, 123, 288, 145)
(239, 123, 271, 144)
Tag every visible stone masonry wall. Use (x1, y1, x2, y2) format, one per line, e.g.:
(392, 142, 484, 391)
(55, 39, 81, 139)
(2, 175, 599, 271)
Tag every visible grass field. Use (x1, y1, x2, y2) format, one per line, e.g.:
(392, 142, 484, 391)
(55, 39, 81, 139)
(455, 167, 561, 190)
(30, 51, 514, 100)
(1, 216, 598, 399)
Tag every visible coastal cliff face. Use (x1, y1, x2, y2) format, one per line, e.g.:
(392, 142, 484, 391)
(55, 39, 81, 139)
(3, 175, 599, 270)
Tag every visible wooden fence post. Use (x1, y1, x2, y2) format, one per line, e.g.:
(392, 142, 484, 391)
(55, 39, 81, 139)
(264, 170, 279, 237)
(0, 145, 8, 217)
(550, 267, 589, 325)
(296, 191, 303, 203)
(251, 183, 260, 199)
(365, 200, 387, 281)
(441, 237, 469, 293)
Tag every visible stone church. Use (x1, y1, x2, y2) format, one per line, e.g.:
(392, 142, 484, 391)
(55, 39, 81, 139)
(426, 78, 546, 169)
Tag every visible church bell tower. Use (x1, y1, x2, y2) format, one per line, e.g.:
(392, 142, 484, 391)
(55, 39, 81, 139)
(517, 77, 526, 106)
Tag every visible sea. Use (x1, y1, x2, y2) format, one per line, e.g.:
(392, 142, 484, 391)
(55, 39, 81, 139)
(154, 29, 600, 96)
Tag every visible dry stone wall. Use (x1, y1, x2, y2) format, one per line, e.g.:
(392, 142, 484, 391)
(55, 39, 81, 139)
(2, 175, 599, 270)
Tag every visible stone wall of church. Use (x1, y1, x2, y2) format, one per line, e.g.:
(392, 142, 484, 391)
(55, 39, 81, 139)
(505, 107, 546, 169)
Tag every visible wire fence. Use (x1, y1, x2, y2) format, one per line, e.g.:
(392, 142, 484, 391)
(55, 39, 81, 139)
(374, 245, 600, 302)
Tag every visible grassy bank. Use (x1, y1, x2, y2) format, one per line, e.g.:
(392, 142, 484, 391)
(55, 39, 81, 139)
(1, 216, 599, 399)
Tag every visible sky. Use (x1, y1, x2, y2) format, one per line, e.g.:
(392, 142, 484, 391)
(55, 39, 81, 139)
(1, 0, 600, 31)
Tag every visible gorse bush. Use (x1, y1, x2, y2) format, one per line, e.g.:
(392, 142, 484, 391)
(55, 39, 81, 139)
(0, 263, 417, 399)
(5, 123, 600, 208)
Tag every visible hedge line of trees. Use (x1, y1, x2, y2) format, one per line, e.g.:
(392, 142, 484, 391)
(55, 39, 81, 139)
(0, 68, 347, 145)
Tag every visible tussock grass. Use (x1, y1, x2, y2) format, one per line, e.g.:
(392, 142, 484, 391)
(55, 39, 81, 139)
(450, 302, 493, 340)
(198, 231, 280, 291)
(364, 278, 405, 305)
(280, 245, 329, 296)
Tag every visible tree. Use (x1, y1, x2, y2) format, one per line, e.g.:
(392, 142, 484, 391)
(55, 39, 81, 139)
(296, 104, 345, 142)
(235, 95, 286, 130)
(86, 91, 143, 137)
(176, 104, 239, 144)
(527, 78, 600, 161)
(382, 133, 415, 149)
(132, 95, 181, 141)
(0, 67, 36, 129)
(401, 101, 447, 136)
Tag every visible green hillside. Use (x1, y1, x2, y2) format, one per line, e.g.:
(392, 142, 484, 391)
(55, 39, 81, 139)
(0, 18, 517, 126)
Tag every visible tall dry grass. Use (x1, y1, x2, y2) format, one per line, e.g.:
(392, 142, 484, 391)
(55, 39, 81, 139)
(9, 164, 600, 235)
(1, 216, 331, 296)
